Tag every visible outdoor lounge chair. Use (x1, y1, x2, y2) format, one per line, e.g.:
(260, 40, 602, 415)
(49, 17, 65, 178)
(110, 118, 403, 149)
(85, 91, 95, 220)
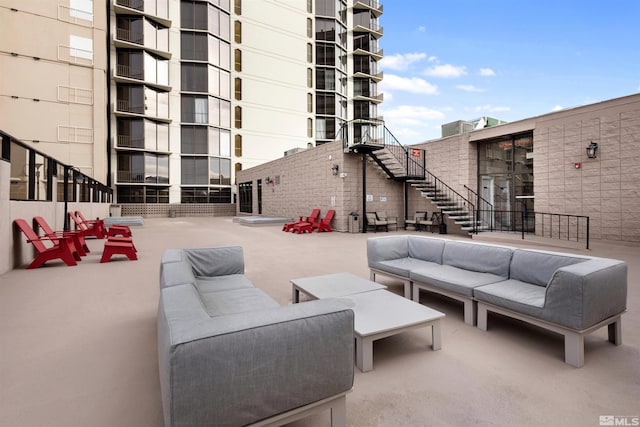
(405, 211, 428, 230)
(69, 211, 106, 239)
(366, 212, 388, 232)
(76, 210, 131, 237)
(315, 209, 335, 232)
(14, 219, 80, 269)
(376, 211, 398, 231)
(283, 209, 320, 232)
(34, 216, 89, 256)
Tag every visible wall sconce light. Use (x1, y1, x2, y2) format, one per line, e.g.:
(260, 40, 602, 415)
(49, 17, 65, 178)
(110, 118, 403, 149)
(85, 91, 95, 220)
(331, 164, 339, 176)
(574, 162, 581, 169)
(586, 142, 598, 159)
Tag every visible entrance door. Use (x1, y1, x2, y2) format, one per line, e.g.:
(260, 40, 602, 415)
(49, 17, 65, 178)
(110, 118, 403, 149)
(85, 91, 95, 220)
(257, 179, 262, 215)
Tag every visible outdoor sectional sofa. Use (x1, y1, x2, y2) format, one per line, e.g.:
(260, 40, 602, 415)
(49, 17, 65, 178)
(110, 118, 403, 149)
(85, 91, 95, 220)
(367, 235, 627, 367)
(158, 245, 354, 427)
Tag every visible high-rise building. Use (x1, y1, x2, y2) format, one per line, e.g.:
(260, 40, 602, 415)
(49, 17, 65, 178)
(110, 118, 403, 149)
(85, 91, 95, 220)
(1, 0, 384, 206)
(0, 1, 108, 181)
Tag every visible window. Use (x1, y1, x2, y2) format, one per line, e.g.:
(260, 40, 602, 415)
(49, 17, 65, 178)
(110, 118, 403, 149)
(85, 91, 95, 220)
(181, 1, 207, 30)
(316, 43, 334, 66)
(307, 93, 313, 113)
(315, 18, 335, 41)
(181, 157, 208, 184)
(234, 49, 242, 72)
(307, 68, 313, 88)
(70, 0, 93, 21)
(307, 43, 313, 63)
(181, 63, 208, 92)
(234, 106, 242, 128)
(316, 93, 335, 115)
(145, 153, 169, 183)
(234, 78, 241, 100)
(234, 0, 241, 15)
(117, 118, 144, 148)
(234, 20, 241, 43)
(208, 66, 230, 98)
(181, 126, 208, 154)
(210, 158, 231, 185)
(307, 118, 313, 138)
(117, 152, 145, 183)
(307, 18, 312, 38)
(181, 95, 208, 123)
(181, 32, 207, 61)
(209, 187, 231, 203)
(234, 134, 242, 156)
(69, 35, 93, 61)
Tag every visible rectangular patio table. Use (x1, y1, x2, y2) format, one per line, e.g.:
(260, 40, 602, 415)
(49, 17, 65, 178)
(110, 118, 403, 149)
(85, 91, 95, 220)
(290, 272, 445, 372)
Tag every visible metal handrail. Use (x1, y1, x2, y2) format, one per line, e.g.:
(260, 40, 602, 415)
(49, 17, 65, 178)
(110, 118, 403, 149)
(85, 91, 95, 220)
(478, 209, 590, 249)
(464, 184, 494, 230)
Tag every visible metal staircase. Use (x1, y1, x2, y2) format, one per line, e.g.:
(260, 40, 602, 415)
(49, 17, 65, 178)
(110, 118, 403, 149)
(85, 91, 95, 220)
(340, 119, 483, 233)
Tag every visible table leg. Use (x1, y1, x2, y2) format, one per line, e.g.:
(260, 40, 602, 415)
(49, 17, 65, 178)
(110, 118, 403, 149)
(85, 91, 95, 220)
(355, 336, 374, 372)
(292, 286, 300, 303)
(431, 321, 442, 351)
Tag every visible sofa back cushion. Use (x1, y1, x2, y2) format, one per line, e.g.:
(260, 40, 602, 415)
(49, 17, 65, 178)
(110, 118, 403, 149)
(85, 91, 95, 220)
(160, 259, 196, 288)
(442, 241, 513, 277)
(510, 249, 586, 287)
(367, 236, 408, 267)
(184, 246, 245, 277)
(408, 236, 445, 264)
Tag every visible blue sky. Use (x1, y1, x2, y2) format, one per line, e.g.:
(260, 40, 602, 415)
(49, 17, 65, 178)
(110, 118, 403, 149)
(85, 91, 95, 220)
(378, 1, 640, 144)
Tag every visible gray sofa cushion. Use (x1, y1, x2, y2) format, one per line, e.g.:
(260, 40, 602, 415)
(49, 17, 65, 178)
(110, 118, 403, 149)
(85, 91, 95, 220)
(411, 264, 506, 297)
(367, 236, 409, 270)
(376, 258, 439, 278)
(199, 287, 280, 317)
(473, 279, 546, 316)
(184, 246, 245, 277)
(442, 241, 513, 278)
(408, 235, 445, 264)
(160, 260, 196, 288)
(510, 249, 586, 286)
(196, 274, 255, 293)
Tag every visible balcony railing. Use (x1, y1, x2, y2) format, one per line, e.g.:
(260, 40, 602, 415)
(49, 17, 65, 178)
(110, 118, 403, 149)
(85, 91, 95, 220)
(115, 0, 144, 11)
(116, 28, 144, 45)
(116, 64, 144, 80)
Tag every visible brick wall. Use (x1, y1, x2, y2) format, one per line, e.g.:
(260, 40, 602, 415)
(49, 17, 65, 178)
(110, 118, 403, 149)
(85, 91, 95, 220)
(236, 140, 403, 232)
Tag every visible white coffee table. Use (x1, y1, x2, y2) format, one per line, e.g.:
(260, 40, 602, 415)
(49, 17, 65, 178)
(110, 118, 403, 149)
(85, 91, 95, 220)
(291, 272, 386, 303)
(291, 273, 445, 372)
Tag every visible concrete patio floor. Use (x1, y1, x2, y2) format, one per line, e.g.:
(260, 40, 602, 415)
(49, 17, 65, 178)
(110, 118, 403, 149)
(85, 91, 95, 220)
(1, 217, 638, 427)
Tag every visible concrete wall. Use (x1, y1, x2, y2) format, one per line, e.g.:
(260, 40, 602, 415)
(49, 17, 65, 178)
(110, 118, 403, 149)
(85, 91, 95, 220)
(236, 140, 404, 232)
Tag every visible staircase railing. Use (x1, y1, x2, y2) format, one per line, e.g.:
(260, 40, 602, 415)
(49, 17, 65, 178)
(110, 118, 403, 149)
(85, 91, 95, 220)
(464, 184, 494, 230)
(418, 168, 476, 233)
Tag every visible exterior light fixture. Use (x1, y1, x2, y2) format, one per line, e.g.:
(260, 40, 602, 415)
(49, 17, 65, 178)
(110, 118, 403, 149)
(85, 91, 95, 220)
(586, 142, 598, 159)
(331, 164, 339, 176)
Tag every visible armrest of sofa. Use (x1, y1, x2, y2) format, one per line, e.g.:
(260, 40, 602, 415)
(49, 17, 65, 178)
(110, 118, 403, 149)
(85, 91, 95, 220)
(543, 258, 628, 330)
(158, 288, 354, 427)
(367, 236, 409, 268)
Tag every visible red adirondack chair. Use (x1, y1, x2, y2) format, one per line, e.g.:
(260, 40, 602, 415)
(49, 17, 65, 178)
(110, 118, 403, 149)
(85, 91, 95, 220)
(76, 210, 132, 238)
(315, 209, 335, 233)
(34, 216, 89, 256)
(69, 211, 106, 239)
(283, 209, 321, 232)
(14, 219, 80, 269)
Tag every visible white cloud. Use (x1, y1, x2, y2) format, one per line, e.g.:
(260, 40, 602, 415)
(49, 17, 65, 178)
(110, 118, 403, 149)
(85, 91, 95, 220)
(552, 105, 564, 111)
(456, 84, 486, 93)
(417, 26, 426, 32)
(380, 74, 439, 95)
(380, 52, 427, 71)
(424, 64, 467, 78)
(470, 105, 511, 113)
(479, 68, 496, 76)
(428, 56, 438, 63)
(381, 105, 446, 126)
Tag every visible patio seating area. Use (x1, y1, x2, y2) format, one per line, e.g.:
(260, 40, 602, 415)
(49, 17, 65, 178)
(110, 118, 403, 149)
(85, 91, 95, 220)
(1, 216, 639, 426)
